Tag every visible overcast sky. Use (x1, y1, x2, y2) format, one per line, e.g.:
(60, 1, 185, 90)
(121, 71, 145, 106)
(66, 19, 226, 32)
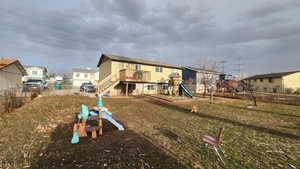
(0, 0, 299, 76)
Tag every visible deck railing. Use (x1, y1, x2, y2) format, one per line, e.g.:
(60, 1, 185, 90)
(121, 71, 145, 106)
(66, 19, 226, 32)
(119, 69, 151, 82)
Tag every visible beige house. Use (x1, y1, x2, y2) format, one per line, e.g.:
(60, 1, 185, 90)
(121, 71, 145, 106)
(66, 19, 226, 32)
(0, 59, 27, 90)
(97, 54, 182, 96)
(244, 71, 300, 93)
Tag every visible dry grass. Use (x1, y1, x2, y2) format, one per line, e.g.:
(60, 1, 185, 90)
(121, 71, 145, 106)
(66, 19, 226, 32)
(0, 96, 299, 169)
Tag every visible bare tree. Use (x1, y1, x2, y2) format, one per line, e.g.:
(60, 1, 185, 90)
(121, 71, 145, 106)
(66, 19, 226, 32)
(240, 80, 257, 106)
(199, 58, 219, 104)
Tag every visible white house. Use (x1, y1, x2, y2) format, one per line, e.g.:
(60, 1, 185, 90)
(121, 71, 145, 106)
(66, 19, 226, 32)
(72, 68, 99, 87)
(0, 59, 27, 90)
(183, 66, 221, 94)
(22, 66, 48, 82)
(55, 75, 63, 82)
(48, 74, 64, 83)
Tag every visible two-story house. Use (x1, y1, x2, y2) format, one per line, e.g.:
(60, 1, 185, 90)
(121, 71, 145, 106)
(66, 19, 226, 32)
(72, 69, 98, 87)
(244, 71, 300, 93)
(183, 66, 221, 94)
(97, 54, 182, 96)
(22, 66, 48, 82)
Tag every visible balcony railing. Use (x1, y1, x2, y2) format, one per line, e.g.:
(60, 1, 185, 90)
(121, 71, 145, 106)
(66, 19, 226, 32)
(119, 69, 151, 82)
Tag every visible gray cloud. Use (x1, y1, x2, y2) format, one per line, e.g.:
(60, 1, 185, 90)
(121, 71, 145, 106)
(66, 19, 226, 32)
(0, 0, 299, 75)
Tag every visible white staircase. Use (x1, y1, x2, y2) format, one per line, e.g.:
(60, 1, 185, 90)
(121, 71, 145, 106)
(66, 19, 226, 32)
(97, 72, 120, 95)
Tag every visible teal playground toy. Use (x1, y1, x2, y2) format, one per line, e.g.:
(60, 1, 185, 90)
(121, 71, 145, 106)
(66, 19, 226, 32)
(89, 111, 98, 116)
(71, 96, 124, 144)
(106, 111, 113, 118)
(180, 83, 197, 99)
(77, 105, 89, 119)
(81, 104, 89, 119)
(97, 96, 103, 107)
(102, 113, 124, 131)
(97, 94, 110, 108)
(71, 130, 79, 144)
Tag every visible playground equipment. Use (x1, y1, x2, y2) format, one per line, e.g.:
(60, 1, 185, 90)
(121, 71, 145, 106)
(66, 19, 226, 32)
(71, 123, 80, 144)
(71, 94, 124, 144)
(168, 73, 181, 96)
(202, 128, 226, 165)
(180, 83, 196, 99)
(191, 106, 197, 113)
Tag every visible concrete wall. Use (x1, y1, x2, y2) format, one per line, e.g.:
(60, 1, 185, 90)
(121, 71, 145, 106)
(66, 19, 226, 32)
(0, 63, 23, 90)
(283, 72, 300, 93)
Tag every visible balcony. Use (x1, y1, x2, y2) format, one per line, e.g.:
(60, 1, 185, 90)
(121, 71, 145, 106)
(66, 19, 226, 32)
(119, 69, 151, 82)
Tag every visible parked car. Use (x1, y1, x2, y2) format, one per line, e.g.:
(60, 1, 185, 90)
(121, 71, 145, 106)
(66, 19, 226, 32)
(23, 79, 47, 91)
(80, 82, 96, 93)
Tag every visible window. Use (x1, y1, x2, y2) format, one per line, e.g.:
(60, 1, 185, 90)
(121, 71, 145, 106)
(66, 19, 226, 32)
(32, 71, 38, 75)
(84, 74, 88, 78)
(119, 63, 125, 70)
(268, 78, 273, 83)
(162, 84, 169, 90)
(129, 84, 136, 90)
(147, 84, 156, 90)
(254, 79, 257, 82)
(172, 69, 177, 73)
(260, 78, 263, 82)
(155, 67, 163, 72)
(76, 73, 80, 77)
(135, 64, 141, 70)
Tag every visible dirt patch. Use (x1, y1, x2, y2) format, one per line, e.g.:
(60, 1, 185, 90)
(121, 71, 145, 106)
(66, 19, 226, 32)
(30, 125, 186, 169)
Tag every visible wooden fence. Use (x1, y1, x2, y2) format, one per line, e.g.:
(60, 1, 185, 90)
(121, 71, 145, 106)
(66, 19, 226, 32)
(0, 88, 32, 114)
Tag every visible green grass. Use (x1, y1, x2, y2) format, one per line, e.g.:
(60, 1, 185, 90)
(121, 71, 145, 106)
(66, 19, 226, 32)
(0, 96, 299, 169)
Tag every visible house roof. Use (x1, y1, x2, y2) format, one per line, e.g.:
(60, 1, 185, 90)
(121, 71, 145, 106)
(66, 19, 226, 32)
(0, 59, 16, 69)
(244, 71, 300, 80)
(24, 65, 48, 72)
(72, 68, 98, 73)
(184, 66, 222, 74)
(0, 59, 27, 75)
(97, 53, 182, 69)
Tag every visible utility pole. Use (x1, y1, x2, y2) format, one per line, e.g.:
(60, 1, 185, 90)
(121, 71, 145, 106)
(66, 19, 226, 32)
(219, 60, 226, 73)
(234, 56, 244, 80)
